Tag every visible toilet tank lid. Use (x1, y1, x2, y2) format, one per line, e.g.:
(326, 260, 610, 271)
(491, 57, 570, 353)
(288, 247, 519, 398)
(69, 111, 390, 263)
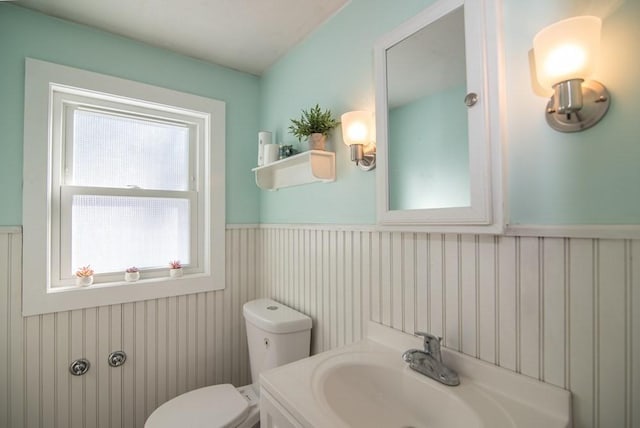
(243, 299, 312, 333)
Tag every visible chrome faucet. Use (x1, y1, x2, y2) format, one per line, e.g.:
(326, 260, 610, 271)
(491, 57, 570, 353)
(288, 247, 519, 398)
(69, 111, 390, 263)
(402, 332, 460, 386)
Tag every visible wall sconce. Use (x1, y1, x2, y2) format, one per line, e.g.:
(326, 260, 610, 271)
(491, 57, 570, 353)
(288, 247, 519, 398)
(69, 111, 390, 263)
(533, 16, 610, 132)
(341, 111, 376, 171)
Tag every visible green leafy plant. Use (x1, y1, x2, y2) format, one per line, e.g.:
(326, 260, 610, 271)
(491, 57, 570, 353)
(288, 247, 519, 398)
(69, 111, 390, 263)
(288, 104, 339, 142)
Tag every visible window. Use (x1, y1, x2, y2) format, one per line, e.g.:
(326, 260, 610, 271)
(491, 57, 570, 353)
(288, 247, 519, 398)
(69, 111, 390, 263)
(53, 92, 201, 285)
(23, 58, 226, 315)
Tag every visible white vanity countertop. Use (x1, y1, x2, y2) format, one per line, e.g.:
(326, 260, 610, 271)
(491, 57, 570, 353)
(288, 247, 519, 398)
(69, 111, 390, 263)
(260, 322, 571, 428)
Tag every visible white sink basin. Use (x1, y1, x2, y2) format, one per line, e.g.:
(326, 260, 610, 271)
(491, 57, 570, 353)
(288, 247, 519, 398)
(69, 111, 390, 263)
(260, 323, 571, 428)
(315, 353, 506, 427)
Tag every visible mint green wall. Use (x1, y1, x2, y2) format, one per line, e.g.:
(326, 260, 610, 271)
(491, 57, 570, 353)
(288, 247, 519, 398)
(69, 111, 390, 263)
(260, 0, 640, 225)
(389, 85, 469, 210)
(0, 4, 260, 226)
(505, 0, 640, 224)
(5, 0, 639, 227)
(259, 0, 434, 224)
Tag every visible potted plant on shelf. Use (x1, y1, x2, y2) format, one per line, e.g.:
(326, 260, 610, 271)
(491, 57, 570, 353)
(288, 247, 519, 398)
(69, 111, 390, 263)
(75, 265, 94, 287)
(169, 260, 183, 278)
(124, 266, 140, 282)
(288, 104, 339, 151)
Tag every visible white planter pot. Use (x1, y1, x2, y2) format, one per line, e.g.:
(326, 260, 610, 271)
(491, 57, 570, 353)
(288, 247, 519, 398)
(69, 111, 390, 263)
(124, 272, 140, 282)
(169, 268, 183, 278)
(76, 275, 93, 287)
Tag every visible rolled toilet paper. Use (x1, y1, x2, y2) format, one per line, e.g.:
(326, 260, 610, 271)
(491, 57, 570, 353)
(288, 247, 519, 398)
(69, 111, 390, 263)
(263, 144, 280, 164)
(258, 131, 272, 166)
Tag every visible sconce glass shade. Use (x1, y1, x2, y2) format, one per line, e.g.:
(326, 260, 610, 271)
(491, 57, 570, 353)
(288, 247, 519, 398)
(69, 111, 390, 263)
(533, 15, 609, 132)
(533, 16, 601, 89)
(341, 111, 376, 171)
(341, 111, 374, 146)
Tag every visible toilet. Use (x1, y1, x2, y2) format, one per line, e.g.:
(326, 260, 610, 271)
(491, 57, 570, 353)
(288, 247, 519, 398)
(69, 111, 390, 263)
(145, 298, 312, 428)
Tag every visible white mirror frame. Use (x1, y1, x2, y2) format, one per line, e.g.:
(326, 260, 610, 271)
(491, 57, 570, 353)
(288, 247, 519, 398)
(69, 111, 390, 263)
(375, 0, 505, 234)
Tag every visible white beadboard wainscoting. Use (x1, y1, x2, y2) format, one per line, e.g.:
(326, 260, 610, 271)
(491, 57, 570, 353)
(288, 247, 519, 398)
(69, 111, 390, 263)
(0, 227, 259, 428)
(2, 225, 639, 428)
(257, 225, 639, 428)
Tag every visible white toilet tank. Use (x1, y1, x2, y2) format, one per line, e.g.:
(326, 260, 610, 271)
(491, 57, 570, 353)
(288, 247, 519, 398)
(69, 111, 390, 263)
(243, 299, 312, 383)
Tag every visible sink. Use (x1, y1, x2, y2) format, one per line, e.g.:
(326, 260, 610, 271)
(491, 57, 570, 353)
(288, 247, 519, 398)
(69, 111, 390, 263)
(312, 351, 518, 428)
(315, 353, 499, 428)
(260, 323, 571, 428)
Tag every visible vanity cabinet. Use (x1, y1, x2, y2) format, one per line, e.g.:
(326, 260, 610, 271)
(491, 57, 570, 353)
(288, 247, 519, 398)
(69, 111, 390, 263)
(260, 389, 303, 428)
(375, 0, 504, 233)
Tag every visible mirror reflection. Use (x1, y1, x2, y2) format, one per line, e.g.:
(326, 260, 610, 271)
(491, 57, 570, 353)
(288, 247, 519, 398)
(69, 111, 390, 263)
(386, 7, 470, 211)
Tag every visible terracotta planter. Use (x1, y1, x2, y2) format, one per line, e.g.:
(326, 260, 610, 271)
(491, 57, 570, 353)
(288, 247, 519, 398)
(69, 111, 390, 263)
(308, 133, 327, 151)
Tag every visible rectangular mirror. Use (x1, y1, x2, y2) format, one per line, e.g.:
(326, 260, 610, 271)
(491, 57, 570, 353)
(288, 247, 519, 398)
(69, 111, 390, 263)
(374, 0, 504, 232)
(387, 6, 469, 211)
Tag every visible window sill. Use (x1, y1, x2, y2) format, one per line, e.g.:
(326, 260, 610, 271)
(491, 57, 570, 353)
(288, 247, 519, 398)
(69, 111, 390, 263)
(23, 271, 222, 316)
(49, 272, 204, 292)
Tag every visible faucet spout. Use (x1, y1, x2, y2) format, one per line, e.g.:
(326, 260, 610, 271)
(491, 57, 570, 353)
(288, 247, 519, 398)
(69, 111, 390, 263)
(402, 332, 460, 386)
(416, 331, 442, 362)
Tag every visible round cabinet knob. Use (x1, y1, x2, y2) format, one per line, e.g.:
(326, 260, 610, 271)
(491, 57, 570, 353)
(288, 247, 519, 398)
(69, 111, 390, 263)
(69, 358, 90, 376)
(108, 351, 127, 367)
(464, 92, 479, 107)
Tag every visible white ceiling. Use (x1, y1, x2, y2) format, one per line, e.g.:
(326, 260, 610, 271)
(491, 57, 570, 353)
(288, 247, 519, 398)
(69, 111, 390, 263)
(14, 0, 349, 75)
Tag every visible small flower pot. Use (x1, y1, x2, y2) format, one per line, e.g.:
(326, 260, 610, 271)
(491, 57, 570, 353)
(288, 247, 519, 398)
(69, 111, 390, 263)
(169, 268, 183, 278)
(76, 275, 93, 287)
(308, 133, 327, 151)
(124, 272, 140, 282)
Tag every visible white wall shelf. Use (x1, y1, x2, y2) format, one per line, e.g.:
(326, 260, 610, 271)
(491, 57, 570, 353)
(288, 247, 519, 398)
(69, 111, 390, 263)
(252, 150, 335, 191)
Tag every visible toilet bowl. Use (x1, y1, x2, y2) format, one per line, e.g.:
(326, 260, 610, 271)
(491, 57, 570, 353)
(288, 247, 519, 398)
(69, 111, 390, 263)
(145, 299, 312, 428)
(145, 383, 260, 428)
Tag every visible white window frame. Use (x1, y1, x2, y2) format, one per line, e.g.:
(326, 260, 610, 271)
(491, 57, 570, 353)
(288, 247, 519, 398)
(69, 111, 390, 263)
(22, 58, 226, 316)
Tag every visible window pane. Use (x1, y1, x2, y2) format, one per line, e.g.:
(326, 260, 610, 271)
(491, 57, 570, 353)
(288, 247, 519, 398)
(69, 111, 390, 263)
(71, 195, 190, 274)
(72, 109, 190, 190)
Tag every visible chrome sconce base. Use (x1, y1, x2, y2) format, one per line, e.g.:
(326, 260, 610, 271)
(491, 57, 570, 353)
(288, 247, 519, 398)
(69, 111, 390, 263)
(355, 154, 376, 171)
(545, 79, 610, 132)
(349, 144, 376, 171)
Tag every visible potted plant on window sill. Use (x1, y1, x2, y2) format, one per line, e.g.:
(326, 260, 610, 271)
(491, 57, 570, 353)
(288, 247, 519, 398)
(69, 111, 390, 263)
(288, 104, 339, 151)
(169, 260, 183, 278)
(125, 266, 140, 282)
(75, 265, 94, 287)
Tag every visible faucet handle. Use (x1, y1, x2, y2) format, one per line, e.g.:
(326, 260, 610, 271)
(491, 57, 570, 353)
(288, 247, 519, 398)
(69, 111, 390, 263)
(415, 331, 442, 355)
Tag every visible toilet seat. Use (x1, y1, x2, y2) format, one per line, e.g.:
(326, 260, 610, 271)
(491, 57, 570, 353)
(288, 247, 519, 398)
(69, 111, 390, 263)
(145, 383, 250, 428)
